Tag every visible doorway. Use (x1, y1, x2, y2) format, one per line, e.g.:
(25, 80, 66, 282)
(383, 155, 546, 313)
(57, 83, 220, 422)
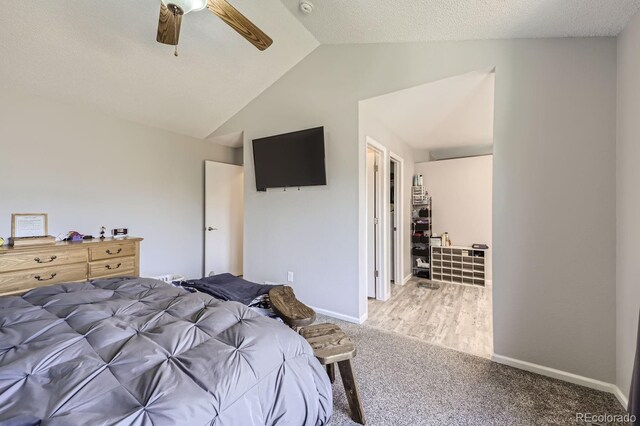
(366, 146, 382, 299)
(389, 152, 404, 287)
(366, 137, 395, 301)
(204, 161, 244, 277)
(389, 159, 396, 284)
(360, 69, 495, 358)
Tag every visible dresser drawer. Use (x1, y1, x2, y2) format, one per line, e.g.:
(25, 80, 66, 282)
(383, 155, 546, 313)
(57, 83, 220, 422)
(89, 243, 135, 261)
(0, 263, 87, 295)
(0, 248, 88, 273)
(89, 257, 135, 279)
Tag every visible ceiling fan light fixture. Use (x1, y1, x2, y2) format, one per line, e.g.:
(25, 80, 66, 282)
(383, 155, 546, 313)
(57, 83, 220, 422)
(156, 0, 273, 52)
(161, 0, 207, 15)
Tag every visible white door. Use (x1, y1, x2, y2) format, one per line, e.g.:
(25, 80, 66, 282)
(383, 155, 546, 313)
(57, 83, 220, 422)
(205, 161, 243, 277)
(366, 149, 378, 298)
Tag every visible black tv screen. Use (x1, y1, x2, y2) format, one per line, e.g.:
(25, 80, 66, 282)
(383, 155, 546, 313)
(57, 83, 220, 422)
(252, 126, 327, 191)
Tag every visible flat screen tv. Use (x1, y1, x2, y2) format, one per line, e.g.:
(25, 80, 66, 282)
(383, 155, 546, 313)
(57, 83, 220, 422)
(252, 126, 326, 191)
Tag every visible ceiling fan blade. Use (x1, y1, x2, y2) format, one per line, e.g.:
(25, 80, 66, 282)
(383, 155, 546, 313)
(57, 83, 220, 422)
(157, 3, 183, 46)
(206, 0, 273, 51)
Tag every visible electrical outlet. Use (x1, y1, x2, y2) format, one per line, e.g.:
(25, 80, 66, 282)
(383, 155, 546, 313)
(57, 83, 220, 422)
(287, 271, 294, 282)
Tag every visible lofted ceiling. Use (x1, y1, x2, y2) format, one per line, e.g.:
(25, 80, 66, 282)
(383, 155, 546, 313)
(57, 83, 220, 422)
(279, 0, 640, 43)
(0, 0, 318, 139)
(1, 1, 638, 141)
(360, 70, 495, 152)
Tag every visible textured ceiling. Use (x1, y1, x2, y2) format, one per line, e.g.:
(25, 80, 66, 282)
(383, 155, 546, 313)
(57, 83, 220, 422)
(360, 70, 495, 151)
(0, 0, 318, 139)
(280, 0, 640, 43)
(2, 1, 638, 141)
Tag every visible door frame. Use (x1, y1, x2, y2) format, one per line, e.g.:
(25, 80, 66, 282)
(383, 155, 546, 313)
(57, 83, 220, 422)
(389, 151, 405, 287)
(365, 137, 390, 301)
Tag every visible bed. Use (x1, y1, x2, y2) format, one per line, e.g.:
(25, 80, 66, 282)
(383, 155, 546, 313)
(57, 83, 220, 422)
(0, 277, 332, 425)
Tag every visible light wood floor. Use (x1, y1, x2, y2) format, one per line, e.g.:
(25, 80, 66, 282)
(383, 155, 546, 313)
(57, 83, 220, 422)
(366, 279, 493, 358)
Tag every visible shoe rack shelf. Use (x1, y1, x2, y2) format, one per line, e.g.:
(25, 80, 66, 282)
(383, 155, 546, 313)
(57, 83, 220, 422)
(430, 246, 487, 286)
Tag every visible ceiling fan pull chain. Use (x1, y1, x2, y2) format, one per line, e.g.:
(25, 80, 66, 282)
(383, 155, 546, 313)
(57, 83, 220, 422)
(174, 8, 179, 57)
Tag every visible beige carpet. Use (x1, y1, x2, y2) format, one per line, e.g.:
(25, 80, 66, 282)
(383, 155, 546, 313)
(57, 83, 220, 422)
(321, 315, 629, 426)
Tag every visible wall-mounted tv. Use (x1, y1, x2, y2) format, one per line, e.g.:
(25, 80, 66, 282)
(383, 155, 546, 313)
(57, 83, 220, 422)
(252, 126, 327, 191)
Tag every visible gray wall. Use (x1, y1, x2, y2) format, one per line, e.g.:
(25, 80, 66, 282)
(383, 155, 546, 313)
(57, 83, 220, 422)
(0, 92, 238, 279)
(213, 39, 617, 382)
(617, 11, 640, 400)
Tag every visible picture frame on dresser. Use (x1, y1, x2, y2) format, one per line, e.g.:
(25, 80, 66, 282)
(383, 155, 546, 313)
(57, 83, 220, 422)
(11, 213, 48, 238)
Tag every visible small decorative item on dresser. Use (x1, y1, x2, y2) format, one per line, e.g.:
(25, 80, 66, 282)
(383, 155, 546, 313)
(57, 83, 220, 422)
(0, 237, 4, 246)
(112, 228, 128, 240)
(65, 231, 84, 242)
(9, 213, 55, 247)
(100, 226, 106, 240)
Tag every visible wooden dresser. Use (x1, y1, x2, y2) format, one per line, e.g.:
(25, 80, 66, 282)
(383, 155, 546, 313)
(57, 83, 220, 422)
(0, 238, 142, 297)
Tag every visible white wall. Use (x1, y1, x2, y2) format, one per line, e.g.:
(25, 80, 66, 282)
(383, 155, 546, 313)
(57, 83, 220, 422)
(617, 10, 640, 401)
(0, 92, 238, 279)
(359, 109, 415, 281)
(415, 156, 492, 279)
(213, 39, 617, 382)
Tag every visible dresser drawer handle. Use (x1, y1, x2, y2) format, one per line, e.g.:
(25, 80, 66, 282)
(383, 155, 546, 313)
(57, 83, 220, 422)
(34, 273, 57, 282)
(105, 263, 122, 270)
(106, 248, 122, 255)
(34, 255, 57, 264)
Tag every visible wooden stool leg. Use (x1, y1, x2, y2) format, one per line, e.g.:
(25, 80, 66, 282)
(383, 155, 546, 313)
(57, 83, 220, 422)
(337, 360, 365, 425)
(326, 363, 335, 384)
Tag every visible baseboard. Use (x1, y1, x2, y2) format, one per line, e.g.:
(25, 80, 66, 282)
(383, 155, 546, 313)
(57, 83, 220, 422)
(492, 354, 628, 408)
(310, 305, 365, 324)
(612, 385, 629, 409)
(402, 274, 412, 285)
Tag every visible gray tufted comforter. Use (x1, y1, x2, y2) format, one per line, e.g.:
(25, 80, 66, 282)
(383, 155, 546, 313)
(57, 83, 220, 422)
(0, 277, 332, 425)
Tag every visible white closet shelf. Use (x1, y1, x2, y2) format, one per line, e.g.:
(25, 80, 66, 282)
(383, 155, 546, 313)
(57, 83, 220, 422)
(431, 246, 487, 287)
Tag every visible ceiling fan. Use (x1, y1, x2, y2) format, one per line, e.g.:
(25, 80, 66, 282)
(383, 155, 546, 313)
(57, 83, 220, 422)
(156, 0, 273, 55)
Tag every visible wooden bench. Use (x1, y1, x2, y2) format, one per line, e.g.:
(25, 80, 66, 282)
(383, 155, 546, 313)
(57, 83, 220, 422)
(300, 323, 366, 425)
(268, 286, 316, 329)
